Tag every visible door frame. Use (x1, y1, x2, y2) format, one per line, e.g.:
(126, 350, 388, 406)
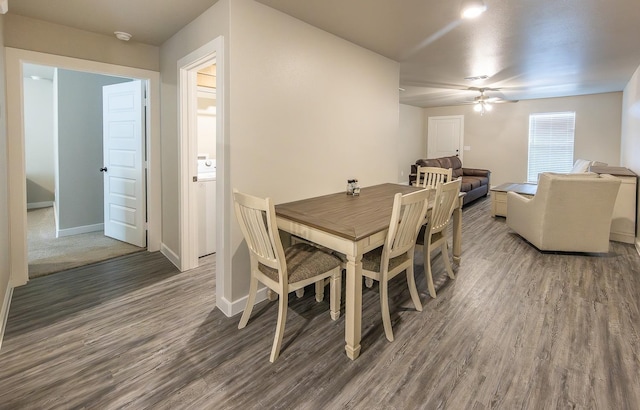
(5, 48, 161, 287)
(177, 36, 230, 314)
(427, 115, 464, 161)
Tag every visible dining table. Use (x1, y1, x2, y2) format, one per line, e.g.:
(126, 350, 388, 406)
(275, 183, 464, 360)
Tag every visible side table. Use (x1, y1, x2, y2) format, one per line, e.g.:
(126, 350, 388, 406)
(490, 182, 538, 217)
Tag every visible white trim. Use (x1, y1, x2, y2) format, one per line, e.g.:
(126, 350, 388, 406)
(178, 40, 217, 272)
(178, 36, 229, 316)
(0, 285, 13, 351)
(26, 201, 53, 210)
(161, 243, 181, 269)
(221, 288, 268, 318)
(57, 223, 103, 238)
(635, 238, 640, 257)
(5, 48, 162, 288)
(53, 200, 60, 239)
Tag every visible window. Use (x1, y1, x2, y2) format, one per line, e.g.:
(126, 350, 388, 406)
(527, 111, 576, 183)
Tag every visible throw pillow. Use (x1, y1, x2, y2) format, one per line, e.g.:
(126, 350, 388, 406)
(569, 159, 591, 173)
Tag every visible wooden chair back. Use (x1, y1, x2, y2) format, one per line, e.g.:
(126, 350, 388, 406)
(384, 189, 430, 262)
(233, 189, 287, 282)
(429, 178, 462, 235)
(416, 166, 453, 189)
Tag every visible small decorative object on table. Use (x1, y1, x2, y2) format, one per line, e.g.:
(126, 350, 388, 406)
(347, 179, 360, 195)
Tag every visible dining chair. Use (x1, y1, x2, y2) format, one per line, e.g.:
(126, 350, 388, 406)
(361, 189, 430, 342)
(415, 166, 453, 189)
(416, 178, 462, 298)
(233, 189, 343, 362)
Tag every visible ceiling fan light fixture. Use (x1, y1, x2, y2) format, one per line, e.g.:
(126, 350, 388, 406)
(461, 0, 487, 19)
(473, 101, 492, 115)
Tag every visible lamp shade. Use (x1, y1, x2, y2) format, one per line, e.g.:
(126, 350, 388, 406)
(461, 0, 487, 19)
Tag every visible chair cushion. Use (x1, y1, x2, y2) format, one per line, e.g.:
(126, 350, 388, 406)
(459, 180, 472, 191)
(258, 243, 341, 284)
(362, 246, 409, 272)
(416, 227, 443, 246)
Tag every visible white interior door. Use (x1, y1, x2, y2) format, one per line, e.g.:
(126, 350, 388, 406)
(102, 80, 146, 247)
(427, 115, 464, 159)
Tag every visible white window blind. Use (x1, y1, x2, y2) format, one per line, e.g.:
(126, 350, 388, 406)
(527, 112, 576, 183)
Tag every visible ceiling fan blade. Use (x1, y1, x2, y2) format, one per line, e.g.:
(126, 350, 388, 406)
(491, 99, 519, 104)
(401, 80, 471, 90)
(468, 86, 501, 92)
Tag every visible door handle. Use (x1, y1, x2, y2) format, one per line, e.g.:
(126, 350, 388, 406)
(100, 167, 108, 172)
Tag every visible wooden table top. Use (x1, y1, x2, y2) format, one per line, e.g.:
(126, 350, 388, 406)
(490, 182, 538, 196)
(275, 183, 423, 241)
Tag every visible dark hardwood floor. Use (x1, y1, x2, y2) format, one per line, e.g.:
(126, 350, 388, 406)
(1, 197, 639, 409)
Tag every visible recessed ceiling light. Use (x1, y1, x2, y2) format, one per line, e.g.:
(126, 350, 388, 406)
(114, 31, 132, 41)
(461, 0, 487, 19)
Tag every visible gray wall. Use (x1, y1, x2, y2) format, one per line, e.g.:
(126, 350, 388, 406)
(4, 14, 159, 71)
(160, 0, 401, 308)
(420, 92, 623, 186)
(56, 69, 129, 230)
(621, 64, 640, 247)
(0, 13, 11, 340)
(398, 104, 426, 183)
(24, 75, 55, 204)
(159, 0, 229, 257)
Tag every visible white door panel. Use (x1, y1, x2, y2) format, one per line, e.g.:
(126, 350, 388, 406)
(103, 80, 146, 247)
(427, 115, 464, 159)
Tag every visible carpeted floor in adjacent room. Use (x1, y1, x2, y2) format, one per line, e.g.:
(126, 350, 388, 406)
(27, 206, 144, 278)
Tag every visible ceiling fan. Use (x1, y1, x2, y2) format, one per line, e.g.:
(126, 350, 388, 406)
(466, 87, 518, 115)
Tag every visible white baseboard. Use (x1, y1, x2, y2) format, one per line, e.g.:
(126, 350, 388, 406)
(161, 243, 181, 270)
(218, 287, 268, 318)
(56, 223, 104, 238)
(27, 201, 53, 210)
(159, 243, 268, 318)
(53, 201, 59, 235)
(0, 284, 13, 351)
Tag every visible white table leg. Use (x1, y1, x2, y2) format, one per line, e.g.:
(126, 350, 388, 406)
(344, 253, 363, 360)
(452, 197, 463, 265)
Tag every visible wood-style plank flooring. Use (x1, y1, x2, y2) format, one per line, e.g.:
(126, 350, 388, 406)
(1, 197, 639, 409)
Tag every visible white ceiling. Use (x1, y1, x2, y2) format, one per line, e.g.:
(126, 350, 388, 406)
(9, 0, 640, 107)
(256, 0, 640, 107)
(7, 0, 219, 46)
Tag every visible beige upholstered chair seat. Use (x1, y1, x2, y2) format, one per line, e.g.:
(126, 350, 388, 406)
(362, 247, 409, 272)
(506, 172, 621, 253)
(258, 243, 342, 283)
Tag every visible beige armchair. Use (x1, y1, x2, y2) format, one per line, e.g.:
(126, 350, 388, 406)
(506, 172, 621, 253)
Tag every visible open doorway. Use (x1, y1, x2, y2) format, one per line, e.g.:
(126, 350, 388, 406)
(6, 47, 162, 288)
(177, 36, 231, 315)
(178, 46, 218, 272)
(195, 67, 217, 260)
(23, 64, 147, 278)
